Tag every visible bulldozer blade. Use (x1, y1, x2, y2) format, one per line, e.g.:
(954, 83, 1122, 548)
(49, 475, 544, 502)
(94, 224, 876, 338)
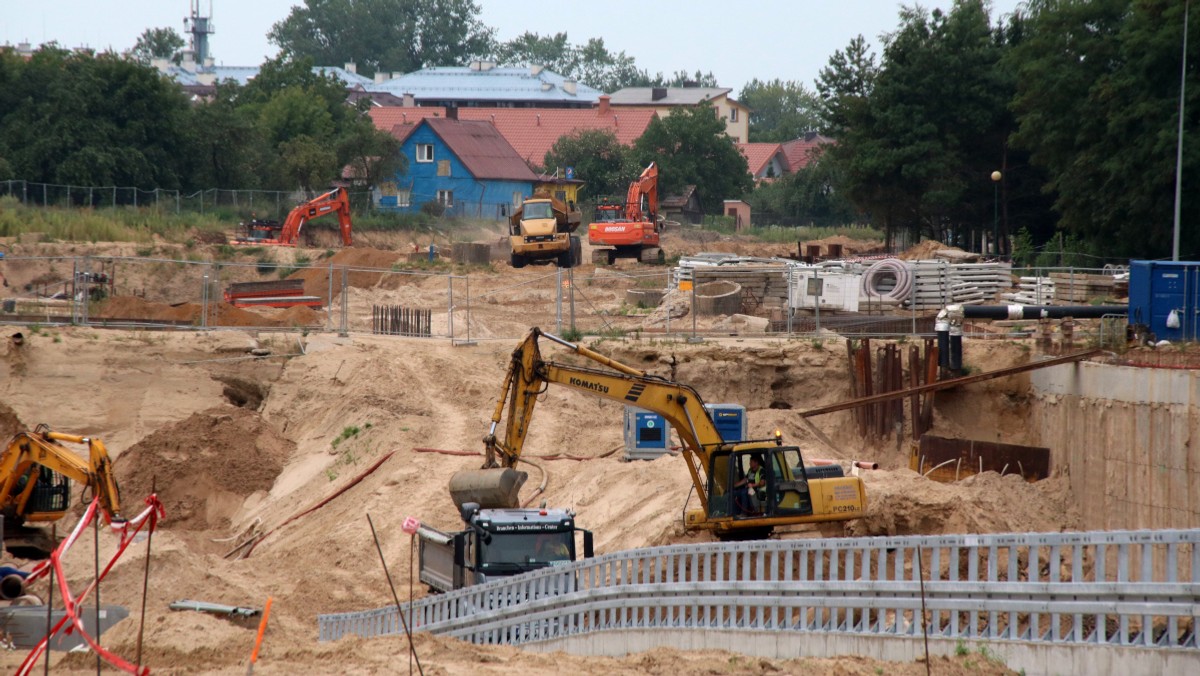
(448, 468, 528, 510)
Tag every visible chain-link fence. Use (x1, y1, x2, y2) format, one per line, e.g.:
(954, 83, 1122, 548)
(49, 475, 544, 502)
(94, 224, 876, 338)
(0, 254, 1138, 347)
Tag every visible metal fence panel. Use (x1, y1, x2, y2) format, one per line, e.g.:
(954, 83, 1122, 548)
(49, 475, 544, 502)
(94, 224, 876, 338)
(318, 529, 1200, 651)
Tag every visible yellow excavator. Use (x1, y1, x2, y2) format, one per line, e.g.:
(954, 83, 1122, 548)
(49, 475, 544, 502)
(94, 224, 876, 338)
(0, 425, 123, 558)
(449, 328, 867, 538)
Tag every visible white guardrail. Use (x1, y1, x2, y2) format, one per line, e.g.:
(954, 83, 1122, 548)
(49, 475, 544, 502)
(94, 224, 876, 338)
(318, 529, 1200, 651)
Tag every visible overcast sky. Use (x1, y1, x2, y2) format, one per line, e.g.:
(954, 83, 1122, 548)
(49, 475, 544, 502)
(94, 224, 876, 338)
(1, 0, 1026, 94)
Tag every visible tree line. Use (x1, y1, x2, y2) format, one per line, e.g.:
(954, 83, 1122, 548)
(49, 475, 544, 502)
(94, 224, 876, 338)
(0, 0, 1195, 260)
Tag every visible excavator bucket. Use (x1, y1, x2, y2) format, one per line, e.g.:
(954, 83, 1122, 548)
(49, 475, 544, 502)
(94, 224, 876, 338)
(447, 468, 528, 510)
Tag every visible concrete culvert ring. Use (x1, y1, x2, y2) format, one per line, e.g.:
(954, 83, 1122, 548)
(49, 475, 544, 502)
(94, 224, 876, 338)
(626, 288, 664, 308)
(694, 280, 742, 316)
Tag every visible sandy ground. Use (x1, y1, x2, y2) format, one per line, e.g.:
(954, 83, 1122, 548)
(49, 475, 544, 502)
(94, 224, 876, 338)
(0, 235, 1054, 674)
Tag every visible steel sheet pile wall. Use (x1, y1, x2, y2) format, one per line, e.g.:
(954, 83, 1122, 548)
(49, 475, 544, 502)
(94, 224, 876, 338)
(1032, 361, 1200, 531)
(319, 529, 1200, 661)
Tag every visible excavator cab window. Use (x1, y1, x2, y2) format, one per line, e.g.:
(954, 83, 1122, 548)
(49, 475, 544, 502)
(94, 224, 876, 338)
(28, 467, 70, 515)
(707, 449, 814, 519)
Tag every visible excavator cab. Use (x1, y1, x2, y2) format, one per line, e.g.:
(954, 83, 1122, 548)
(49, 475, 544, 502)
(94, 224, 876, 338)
(706, 447, 815, 520)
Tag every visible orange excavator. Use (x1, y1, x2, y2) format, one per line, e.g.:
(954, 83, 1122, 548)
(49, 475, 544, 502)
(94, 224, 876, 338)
(233, 187, 353, 247)
(588, 162, 664, 265)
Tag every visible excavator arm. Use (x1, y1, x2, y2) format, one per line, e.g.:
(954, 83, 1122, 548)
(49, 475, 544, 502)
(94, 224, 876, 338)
(624, 162, 658, 224)
(481, 327, 722, 513)
(0, 425, 123, 527)
(278, 187, 354, 246)
(462, 327, 869, 537)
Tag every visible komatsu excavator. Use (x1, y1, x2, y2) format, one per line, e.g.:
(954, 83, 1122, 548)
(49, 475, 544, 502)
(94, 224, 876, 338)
(449, 328, 867, 538)
(0, 425, 123, 558)
(233, 187, 353, 247)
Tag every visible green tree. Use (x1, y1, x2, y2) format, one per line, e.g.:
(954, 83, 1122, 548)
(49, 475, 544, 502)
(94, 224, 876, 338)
(130, 27, 185, 65)
(817, 2, 1013, 249)
(630, 104, 752, 211)
(1008, 0, 1199, 258)
(747, 155, 858, 227)
(278, 134, 339, 193)
(739, 78, 822, 142)
(493, 32, 651, 92)
(543, 129, 629, 200)
(268, 0, 494, 78)
(0, 47, 196, 192)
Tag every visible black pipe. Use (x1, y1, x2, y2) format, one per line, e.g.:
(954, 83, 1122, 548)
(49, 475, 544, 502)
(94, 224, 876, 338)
(948, 327, 963, 372)
(960, 304, 1127, 320)
(936, 320, 949, 368)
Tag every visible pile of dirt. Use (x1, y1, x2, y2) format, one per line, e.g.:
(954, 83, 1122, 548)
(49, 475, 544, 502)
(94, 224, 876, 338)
(289, 247, 403, 300)
(95, 296, 194, 322)
(850, 469, 1080, 537)
(115, 407, 294, 531)
(276, 305, 324, 326)
(804, 234, 883, 256)
(0, 401, 22, 439)
(896, 239, 973, 261)
(94, 295, 311, 327)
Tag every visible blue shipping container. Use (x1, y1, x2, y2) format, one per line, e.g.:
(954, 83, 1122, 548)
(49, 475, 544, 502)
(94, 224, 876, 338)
(1129, 260, 1200, 342)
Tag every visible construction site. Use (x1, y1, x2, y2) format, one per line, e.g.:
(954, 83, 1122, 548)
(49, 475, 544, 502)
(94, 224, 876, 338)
(0, 225, 1197, 675)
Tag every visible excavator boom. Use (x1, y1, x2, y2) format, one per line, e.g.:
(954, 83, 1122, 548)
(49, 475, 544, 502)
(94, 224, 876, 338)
(0, 425, 123, 557)
(233, 187, 353, 247)
(461, 328, 868, 537)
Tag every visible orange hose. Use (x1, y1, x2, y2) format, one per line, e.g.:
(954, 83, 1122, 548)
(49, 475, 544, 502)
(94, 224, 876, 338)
(249, 597, 273, 664)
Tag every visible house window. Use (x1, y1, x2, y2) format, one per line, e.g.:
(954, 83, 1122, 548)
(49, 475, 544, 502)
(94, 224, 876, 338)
(437, 160, 451, 176)
(396, 189, 411, 207)
(437, 190, 454, 207)
(512, 191, 523, 207)
(416, 144, 434, 162)
(729, 107, 739, 122)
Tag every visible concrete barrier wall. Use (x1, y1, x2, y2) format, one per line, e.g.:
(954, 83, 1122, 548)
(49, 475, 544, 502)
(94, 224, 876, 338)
(1031, 361, 1200, 530)
(524, 629, 1200, 676)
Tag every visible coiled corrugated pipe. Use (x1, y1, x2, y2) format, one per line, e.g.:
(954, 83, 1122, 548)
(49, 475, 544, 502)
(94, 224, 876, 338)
(860, 258, 913, 301)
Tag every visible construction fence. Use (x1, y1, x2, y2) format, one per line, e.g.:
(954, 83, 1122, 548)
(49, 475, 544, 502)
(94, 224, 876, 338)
(0, 179, 378, 218)
(0, 254, 1131, 346)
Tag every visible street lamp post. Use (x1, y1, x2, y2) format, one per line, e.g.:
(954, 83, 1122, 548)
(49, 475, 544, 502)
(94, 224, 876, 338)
(991, 170, 1002, 257)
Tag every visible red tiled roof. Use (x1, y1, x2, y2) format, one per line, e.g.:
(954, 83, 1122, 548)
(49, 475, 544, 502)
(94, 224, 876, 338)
(424, 118, 539, 182)
(454, 108, 655, 166)
(370, 106, 656, 169)
(780, 133, 835, 172)
(736, 143, 784, 177)
(370, 106, 448, 141)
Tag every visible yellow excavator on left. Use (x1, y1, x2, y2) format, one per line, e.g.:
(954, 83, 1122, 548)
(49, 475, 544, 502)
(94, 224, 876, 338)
(0, 424, 123, 559)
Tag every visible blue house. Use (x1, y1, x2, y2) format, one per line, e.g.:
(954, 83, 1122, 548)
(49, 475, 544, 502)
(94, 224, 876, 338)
(377, 117, 538, 218)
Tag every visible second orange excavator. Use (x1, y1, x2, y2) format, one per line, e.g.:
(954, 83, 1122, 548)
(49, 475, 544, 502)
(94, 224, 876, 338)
(588, 162, 665, 265)
(233, 187, 353, 247)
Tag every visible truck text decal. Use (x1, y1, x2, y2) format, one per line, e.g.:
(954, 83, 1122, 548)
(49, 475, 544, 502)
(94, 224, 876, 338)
(569, 377, 609, 394)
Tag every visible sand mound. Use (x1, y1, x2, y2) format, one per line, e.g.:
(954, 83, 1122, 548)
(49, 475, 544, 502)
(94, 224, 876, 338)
(95, 295, 307, 327)
(0, 401, 23, 440)
(276, 305, 324, 326)
(850, 469, 1080, 537)
(896, 239, 972, 261)
(116, 407, 295, 531)
(290, 247, 403, 300)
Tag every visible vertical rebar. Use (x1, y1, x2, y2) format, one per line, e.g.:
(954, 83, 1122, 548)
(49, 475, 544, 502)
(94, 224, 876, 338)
(366, 515, 424, 676)
(568, 266, 575, 333)
(917, 545, 931, 676)
(136, 477, 157, 668)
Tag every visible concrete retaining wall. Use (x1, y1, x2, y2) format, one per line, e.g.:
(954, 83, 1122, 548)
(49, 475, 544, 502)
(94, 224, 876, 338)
(1031, 361, 1200, 530)
(524, 629, 1200, 676)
